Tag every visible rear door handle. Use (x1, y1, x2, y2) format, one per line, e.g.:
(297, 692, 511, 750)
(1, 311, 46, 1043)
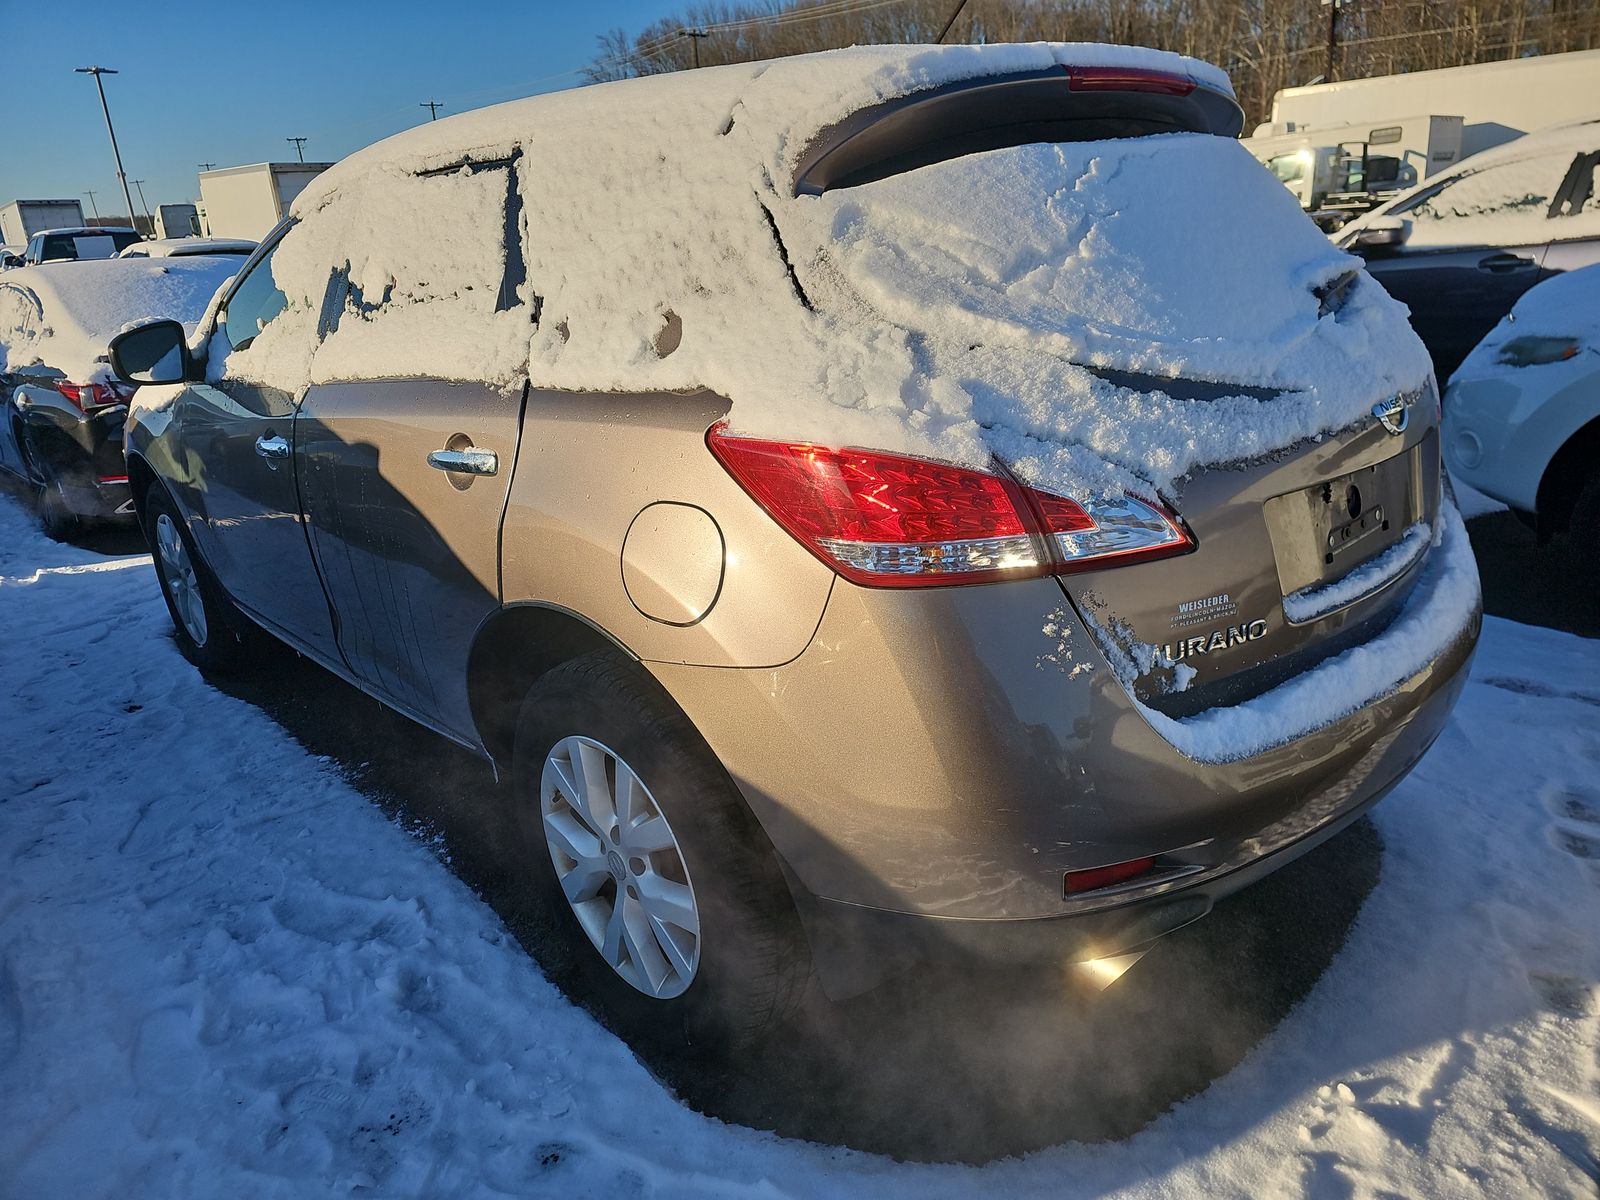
(427, 448, 498, 476)
(1477, 253, 1536, 273)
(254, 433, 290, 461)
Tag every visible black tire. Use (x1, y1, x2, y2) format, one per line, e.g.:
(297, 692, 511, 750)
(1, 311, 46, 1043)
(510, 650, 809, 1055)
(35, 482, 84, 542)
(142, 483, 269, 675)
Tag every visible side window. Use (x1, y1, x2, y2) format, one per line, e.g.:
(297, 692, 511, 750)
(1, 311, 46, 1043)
(1394, 152, 1574, 247)
(220, 241, 288, 353)
(1550, 150, 1600, 220)
(1267, 153, 1304, 185)
(291, 155, 531, 383)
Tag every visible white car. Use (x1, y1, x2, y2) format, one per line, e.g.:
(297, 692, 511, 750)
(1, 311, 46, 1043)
(1444, 264, 1600, 562)
(118, 237, 257, 259)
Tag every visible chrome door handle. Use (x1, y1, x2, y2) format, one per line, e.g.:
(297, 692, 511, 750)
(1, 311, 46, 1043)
(255, 434, 290, 461)
(427, 448, 498, 476)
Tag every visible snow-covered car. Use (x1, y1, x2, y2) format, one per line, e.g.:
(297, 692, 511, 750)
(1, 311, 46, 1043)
(1444, 264, 1600, 566)
(20, 226, 143, 265)
(118, 237, 257, 259)
(1338, 120, 1600, 382)
(107, 44, 1480, 1050)
(0, 256, 237, 537)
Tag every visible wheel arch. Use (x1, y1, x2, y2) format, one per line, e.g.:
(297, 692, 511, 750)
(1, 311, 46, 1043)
(466, 602, 638, 770)
(1535, 414, 1600, 538)
(125, 449, 160, 523)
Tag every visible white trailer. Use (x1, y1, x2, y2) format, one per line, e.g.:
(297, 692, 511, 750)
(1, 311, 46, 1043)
(1266, 49, 1600, 160)
(196, 162, 332, 240)
(155, 203, 199, 240)
(0, 199, 86, 247)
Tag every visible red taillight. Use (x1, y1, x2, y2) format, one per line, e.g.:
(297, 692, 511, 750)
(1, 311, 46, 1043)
(1064, 856, 1157, 895)
(1066, 65, 1197, 96)
(55, 381, 126, 412)
(707, 425, 1192, 587)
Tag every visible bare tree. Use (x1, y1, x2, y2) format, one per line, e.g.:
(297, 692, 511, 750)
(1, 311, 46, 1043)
(586, 0, 1600, 126)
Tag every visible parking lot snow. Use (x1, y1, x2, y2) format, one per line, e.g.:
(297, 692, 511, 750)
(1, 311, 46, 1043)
(2, 491, 1598, 1198)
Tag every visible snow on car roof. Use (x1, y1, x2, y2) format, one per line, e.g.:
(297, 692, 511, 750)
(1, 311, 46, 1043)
(119, 238, 258, 259)
(1341, 118, 1600, 249)
(0, 256, 237, 381)
(236, 42, 1426, 503)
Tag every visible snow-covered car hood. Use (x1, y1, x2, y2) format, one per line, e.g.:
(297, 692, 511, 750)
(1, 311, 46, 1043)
(241, 42, 1430, 501)
(1450, 263, 1600, 384)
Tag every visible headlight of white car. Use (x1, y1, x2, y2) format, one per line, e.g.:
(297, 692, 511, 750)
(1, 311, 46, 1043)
(1496, 336, 1582, 367)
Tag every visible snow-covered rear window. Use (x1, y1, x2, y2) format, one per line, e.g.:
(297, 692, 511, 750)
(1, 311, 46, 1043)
(805, 134, 1350, 364)
(242, 160, 533, 391)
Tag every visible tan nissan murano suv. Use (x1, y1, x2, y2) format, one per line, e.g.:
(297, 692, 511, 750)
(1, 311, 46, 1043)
(107, 44, 1481, 1049)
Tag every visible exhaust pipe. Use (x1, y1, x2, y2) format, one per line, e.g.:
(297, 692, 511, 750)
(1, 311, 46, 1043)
(1070, 949, 1149, 991)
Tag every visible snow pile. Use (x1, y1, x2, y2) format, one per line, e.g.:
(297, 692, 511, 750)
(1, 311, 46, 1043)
(0, 257, 237, 382)
(1452, 262, 1600, 384)
(2, 489, 1598, 1197)
(229, 42, 1430, 501)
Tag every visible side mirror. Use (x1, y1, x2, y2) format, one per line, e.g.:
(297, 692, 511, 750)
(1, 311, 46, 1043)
(1353, 217, 1409, 249)
(0, 254, 23, 270)
(108, 319, 192, 385)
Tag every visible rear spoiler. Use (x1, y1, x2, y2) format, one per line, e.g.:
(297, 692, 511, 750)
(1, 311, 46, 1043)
(792, 65, 1244, 195)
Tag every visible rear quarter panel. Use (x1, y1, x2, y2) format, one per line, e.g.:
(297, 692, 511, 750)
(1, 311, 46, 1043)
(500, 389, 835, 667)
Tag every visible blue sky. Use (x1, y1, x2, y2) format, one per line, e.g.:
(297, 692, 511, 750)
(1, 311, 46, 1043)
(3, 0, 672, 223)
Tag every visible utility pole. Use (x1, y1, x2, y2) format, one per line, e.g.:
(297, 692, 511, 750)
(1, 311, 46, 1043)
(678, 28, 709, 69)
(1322, 0, 1345, 83)
(197, 162, 216, 172)
(130, 179, 154, 234)
(420, 99, 444, 121)
(287, 136, 308, 163)
(74, 67, 137, 234)
(83, 190, 100, 221)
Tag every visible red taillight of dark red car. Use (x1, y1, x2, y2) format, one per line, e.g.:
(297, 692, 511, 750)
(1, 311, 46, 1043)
(707, 425, 1193, 588)
(54, 381, 128, 412)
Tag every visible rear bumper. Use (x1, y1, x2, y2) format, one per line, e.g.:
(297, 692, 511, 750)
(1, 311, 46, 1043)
(793, 657, 1460, 992)
(16, 395, 132, 520)
(647, 505, 1480, 987)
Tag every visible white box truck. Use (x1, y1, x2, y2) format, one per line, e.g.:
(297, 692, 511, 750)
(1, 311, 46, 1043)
(197, 163, 332, 240)
(1264, 49, 1600, 160)
(1244, 114, 1464, 228)
(0, 199, 87, 247)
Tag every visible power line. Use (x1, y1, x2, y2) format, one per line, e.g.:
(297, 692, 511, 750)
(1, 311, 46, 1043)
(130, 179, 154, 231)
(936, 0, 972, 44)
(679, 28, 709, 69)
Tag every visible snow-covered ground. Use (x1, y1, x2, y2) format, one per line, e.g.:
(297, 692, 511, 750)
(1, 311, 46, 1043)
(2, 490, 1598, 1199)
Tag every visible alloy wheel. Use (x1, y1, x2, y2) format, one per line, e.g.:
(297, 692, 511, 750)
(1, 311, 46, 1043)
(154, 512, 208, 647)
(540, 735, 701, 999)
